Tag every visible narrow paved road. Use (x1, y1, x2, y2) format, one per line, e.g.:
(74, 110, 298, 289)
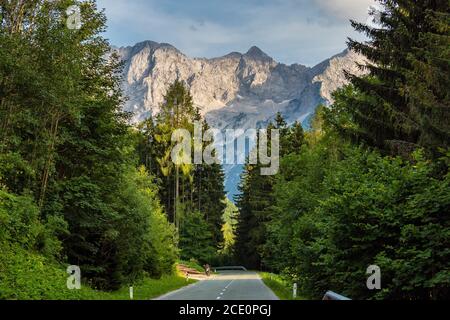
(156, 271, 278, 300)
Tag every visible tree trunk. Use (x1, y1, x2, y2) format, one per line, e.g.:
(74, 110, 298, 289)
(0, 98, 14, 150)
(175, 165, 180, 230)
(10, 0, 26, 34)
(39, 111, 60, 208)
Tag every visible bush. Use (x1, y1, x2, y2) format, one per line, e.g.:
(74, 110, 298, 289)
(0, 242, 87, 300)
(0, 189, 80, 299)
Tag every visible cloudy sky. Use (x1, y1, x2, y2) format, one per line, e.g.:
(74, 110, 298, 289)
(96, 0, 375, 66)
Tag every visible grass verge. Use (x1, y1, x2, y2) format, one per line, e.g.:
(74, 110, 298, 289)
(93, 274, 197, 300)
(259, 272, 305, 300)
(0, 243, 196, 300)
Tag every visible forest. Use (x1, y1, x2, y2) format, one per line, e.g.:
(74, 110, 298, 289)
(0, 0, 227, 298)
(0, 0, 449, 300)
(235, 0, 450, 300)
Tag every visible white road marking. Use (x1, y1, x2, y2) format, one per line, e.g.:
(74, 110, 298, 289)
(153, 282, 199, 300)
(216, 280, 233, 300)
(225, 280, 234, 289)
(156, 271, 279, 300)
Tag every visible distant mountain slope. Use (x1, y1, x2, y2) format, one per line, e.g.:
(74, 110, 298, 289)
(115, 41, 367, 198)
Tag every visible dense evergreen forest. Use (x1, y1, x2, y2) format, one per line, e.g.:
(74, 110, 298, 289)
(0, 0, 449, 301)
(235, 0, 450, 300)
(0, 0, 226, 298)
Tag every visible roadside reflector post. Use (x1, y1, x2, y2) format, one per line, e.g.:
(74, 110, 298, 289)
(129, 286, 134, 300)
(293, 283, 297, 299)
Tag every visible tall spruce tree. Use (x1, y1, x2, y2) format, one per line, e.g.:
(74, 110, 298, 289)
(153, 80, 197, 229)
(330, 0, 450, 158)
(235, 160, 275, 269)
(235, 114, 303, 269)
(192, 119, 226, 247)
(137, 81, 227, 254)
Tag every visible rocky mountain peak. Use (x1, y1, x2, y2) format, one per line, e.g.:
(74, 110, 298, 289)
(244, 46, 271, 60)
(115, 40, 368, 197)
(116, 40, 367, 124)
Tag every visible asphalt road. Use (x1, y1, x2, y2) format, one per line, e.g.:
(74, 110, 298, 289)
(156, 271, 279, 300)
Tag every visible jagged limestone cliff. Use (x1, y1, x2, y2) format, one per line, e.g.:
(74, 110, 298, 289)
(115, 41, 368, 197)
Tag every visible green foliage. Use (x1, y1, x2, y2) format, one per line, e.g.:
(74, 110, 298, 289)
(193, 161, 227, 247)
(235, 160, 275, 269)
(259, 272, 304, 300)
(111, 166, 178, 285)
(0, 0, 179, 294)
(137, 81, 227, 258)
(0, 242, 193, 300)
(207, 199, 239, 266)
(0, 188, 75, 300)
(256, 1, 450, 300)
(0, 189, 42, 248)
(103, 275, 197, 300)
(335, 0, 450, 157)
(0, 243, 94, 300)
(179, 211, 216, 263)
(1, 0, 448, 302)
(0, 188, 66, 258)
(256, 103, 450, 301)
(235, 113, 306, 269)
(263, 121, 450, 299)
(221, 198, 238, 255)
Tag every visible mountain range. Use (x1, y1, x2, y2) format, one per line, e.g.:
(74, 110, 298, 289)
(114, 41, 367, 198)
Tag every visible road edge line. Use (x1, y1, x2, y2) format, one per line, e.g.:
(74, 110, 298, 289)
(152, 281, 201, 300)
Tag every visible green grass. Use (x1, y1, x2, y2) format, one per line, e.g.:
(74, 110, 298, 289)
(259, 272, 305, 300)
(37, 273, 197, 300)
(89, 275, 197, 300)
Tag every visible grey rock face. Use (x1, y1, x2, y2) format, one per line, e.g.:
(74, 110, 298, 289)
(116, 41, 368, 198)
(116, 41, 366, 127)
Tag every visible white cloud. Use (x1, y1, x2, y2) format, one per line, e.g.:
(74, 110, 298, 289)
(97, 0, 372, 65)
(98, 0, 242, 55)
(313, 0, 376, 21)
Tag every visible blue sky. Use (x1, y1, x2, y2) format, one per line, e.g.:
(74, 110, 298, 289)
(96, 0, 375, 66)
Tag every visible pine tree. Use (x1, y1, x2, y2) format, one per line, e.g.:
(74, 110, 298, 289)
(153, 80, 196, 229)
(193, 162, 226, 247)
(234, 114, 299, 269)
(179, 211, 216, 263)
(192, 119, 226, 248)
(235, 160, 275, 269)
(137, 81, 227, 255)
(334, 0, 450, 157)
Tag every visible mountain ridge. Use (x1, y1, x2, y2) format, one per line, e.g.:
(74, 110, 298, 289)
(116, 40, 366, 122)
(115, 41, 368, 197)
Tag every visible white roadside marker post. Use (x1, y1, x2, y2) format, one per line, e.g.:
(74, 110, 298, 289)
(293, 283, 297, 299)
(129, 286, 134, 300)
